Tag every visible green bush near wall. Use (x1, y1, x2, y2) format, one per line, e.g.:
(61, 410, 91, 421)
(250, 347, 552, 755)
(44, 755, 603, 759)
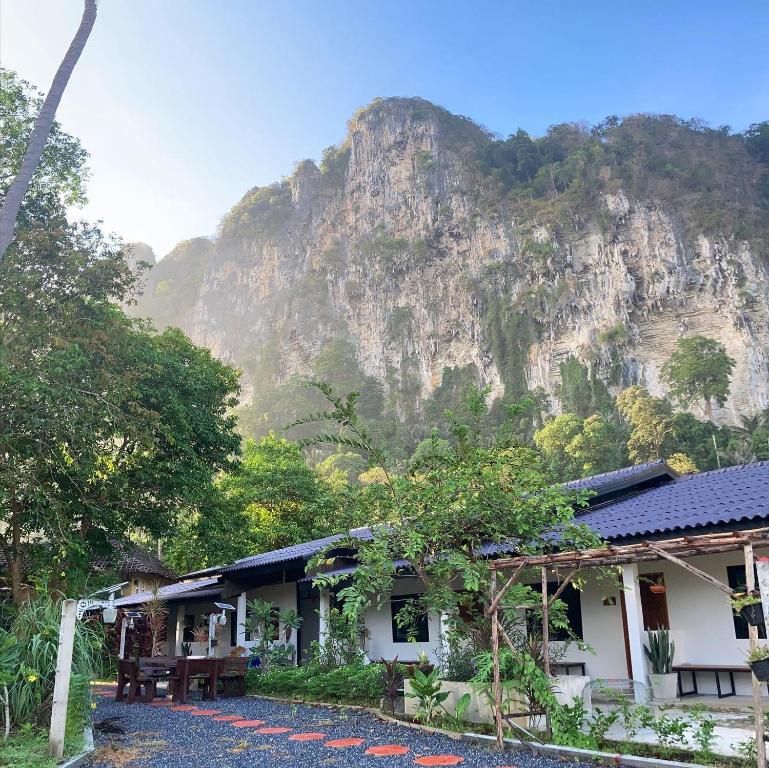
(246, 663, 385, 706)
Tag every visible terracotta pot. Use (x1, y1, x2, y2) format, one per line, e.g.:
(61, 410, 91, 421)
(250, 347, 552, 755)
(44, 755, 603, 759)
(650, 585, 666, 595)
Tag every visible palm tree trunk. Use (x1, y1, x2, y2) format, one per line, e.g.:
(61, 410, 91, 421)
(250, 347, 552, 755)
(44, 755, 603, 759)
(0, 0, 97, 261)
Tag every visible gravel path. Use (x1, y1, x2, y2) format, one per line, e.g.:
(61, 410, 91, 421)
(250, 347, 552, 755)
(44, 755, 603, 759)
(90, 685, 591, 768)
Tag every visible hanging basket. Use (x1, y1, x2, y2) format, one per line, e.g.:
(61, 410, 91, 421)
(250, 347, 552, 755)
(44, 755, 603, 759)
(750, 658, 769, 682)
(650, 584, 667, 595)
(741, 603, 765, 626)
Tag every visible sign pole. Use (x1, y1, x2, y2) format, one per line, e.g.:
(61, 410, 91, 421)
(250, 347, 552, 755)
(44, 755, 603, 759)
(48, 599, 77, 759)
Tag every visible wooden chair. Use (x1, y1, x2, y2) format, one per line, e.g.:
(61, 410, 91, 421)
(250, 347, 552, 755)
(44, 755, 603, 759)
(116, 659, 156, 703)
(216, 657, 248, 698)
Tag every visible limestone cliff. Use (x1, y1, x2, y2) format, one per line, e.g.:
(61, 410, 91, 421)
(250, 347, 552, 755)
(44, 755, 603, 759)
(128, 98, 769, 439)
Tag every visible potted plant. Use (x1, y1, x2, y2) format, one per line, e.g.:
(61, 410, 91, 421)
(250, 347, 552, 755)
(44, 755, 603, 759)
(650, 576, 667, 595)
(644, 628, 677, 702)
(731, 592, 765, 626)
(747, 646, 769, 682)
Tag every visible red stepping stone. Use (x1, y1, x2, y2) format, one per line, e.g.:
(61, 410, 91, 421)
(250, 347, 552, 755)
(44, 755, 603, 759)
(149, 701, 174, 707)
(324, 738, 366, 748)
(189, 709, 221, 716)
(230, 719, 266, 728)
(170, 705, 197, 712)
(366, 745, 410, 756)
(213, 715, 244, 721)
(414, 758, 465, 766)
(289, 733, 327, 741)
(255, 727, 292, 734)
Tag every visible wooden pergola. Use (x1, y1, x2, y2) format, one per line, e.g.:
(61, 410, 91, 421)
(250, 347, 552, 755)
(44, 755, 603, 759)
(487, 527, 769, 765)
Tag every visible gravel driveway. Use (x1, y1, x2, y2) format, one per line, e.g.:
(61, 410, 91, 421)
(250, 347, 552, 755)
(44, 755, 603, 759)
(90, 685, 591, 768)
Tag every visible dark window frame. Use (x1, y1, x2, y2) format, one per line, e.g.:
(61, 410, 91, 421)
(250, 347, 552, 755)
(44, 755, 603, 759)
(390, 594, 429, 643)
(727, 565, 766, 640)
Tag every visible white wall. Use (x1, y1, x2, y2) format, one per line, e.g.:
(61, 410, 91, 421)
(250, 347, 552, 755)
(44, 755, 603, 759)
(241, 581, 299, 659)
(557, 546, 769, 696)
(364, 577, 444, 664)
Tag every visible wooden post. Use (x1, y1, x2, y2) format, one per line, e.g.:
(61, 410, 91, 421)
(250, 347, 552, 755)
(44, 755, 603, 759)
(541, 567, 550, 678)
(48, 599, 76, 759)
(541, 566, 552, 738)
(490, 570, 505, 750)
(744, 543, 767, 768)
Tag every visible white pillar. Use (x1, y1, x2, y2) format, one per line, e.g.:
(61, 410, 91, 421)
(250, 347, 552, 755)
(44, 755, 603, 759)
(236, 592, 247, 648)
(175, 605, 186, 655)
(48, 600, 76, 759)
(621, 563, 647, 699)
(439, 612, 451, 664)
(318, 589, 331, 644)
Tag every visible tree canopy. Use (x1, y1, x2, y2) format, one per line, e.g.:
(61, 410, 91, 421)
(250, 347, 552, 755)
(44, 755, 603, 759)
(662, 335, 736, 418)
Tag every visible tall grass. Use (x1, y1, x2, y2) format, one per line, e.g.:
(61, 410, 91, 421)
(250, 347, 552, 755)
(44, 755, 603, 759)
(1, 593, 104, 729)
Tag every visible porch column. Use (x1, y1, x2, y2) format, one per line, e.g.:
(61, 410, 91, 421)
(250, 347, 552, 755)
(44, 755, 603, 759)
(621, 563, 647, 700)
(236, 592, 247, 647)
(439, 612, 451, 663)
(175, 605, 186, 655)
(318, 589, 331, 644)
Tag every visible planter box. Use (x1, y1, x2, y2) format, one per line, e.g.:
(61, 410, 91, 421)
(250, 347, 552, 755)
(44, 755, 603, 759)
(741, 603, 765, 626)
(403, 679, 526, 726)
(649, 672, 678, 702)
(550, 674, 591, 708)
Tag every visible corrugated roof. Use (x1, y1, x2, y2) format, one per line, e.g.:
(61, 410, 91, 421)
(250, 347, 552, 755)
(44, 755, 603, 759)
(222, 528, 374, 573)
(575, 460, 769, 541)
(563, 459, 676, 495)
(113, 576, 220, 607)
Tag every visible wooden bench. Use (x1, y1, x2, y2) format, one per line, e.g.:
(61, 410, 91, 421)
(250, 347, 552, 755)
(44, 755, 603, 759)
(216, 657, 248, 698)
(116, 659, 157, 703)
(551, 661, 587, 676)
(673, 664, 750, 698)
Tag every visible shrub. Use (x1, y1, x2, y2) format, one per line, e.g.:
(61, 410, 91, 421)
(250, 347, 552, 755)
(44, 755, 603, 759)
(246, 663, 385, 705)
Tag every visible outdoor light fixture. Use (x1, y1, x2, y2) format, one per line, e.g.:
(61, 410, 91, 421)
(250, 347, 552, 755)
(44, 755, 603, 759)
(208, 602, 236, 656)
(75, 581, 128, 623)
(119, 611, 143, 660)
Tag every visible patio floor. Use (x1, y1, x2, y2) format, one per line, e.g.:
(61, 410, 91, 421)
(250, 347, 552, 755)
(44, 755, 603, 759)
(89, 684, 592, 768)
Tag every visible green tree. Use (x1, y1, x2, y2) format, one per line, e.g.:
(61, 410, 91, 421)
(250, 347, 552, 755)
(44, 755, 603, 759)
(297, 384, 599, 644)
(315, 451, 367, 492)
(534, 413, 628, 479)
(0, 225, 241, 600)
(616, 386, 675, 463)
(557, 357, 613, 419)
(219, 435, 335, 552)
(662, 336, 735, 419)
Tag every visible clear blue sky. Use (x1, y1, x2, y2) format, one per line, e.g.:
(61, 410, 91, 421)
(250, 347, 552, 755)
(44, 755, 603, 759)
(2, 0, 768, 256)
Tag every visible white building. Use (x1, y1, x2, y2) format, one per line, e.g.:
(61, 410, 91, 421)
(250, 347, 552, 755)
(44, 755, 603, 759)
(115, 460, 769, 699)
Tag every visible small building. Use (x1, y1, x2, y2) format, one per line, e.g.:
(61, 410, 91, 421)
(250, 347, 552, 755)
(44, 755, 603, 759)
(117, 460, 769, 699)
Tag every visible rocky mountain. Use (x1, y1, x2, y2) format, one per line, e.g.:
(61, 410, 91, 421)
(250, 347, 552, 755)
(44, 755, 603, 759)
(127, 98, 769, 452)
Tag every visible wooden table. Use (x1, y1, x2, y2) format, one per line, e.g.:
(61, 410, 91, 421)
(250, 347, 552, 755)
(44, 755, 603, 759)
(171, 658, 221, 704)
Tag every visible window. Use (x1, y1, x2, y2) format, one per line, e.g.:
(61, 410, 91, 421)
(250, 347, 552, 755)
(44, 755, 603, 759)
(391, 595, 429, 643)
(727, 565, 766, 640)
(529, 581, 583, 641)
(639, 572, 670, 630)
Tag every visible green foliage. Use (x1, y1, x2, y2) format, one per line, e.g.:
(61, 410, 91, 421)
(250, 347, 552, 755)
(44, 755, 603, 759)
(644, 628, 675, 673)
(534, 413, 628, 479)
(405, 667, 449, 724)
(472, 113, 769, 240)
(662, 336, 736, 417)
(616, 386, 675, 463)
(558, 357, 613, 419)
(246, 662, 384, 705)
(301, 383, 599, 663)
(311, 607, 367, 669)
(0, 592, 102, 734)
(0, 726, 58, 768)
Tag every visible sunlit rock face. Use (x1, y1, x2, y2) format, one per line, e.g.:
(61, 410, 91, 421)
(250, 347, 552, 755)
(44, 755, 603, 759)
(127, 98, 769, 429)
